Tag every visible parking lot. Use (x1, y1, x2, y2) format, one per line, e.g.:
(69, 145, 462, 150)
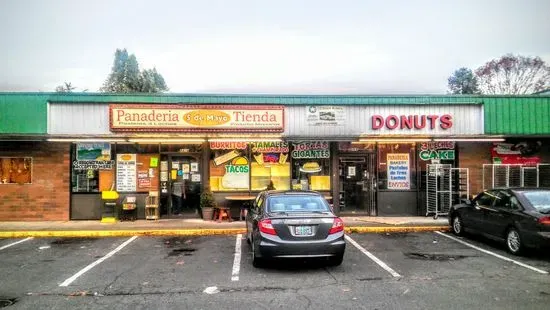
(1, 232, 550, 310)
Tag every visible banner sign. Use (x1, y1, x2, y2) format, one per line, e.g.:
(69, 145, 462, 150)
(291, 141, 330, 159)
(76, 143, 111, 161)
(110, 104, 284, 132)
(419, 141, 456, 161)
(387, 153, 410, 190)
(491, 142, 541, 166)
(306, 106, 345, 126)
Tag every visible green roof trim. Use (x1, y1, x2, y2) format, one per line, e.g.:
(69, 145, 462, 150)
(1, 92, 549, 135)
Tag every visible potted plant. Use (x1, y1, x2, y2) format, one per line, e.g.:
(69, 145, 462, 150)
(200, 186, 216, 220)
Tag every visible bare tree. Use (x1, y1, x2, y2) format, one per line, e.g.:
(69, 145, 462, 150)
(55, 82, 77, 93)
(474, 54, 550, 95)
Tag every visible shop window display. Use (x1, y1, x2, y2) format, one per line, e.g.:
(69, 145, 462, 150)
(250, 142, 291, 191)
(0, 157, 32, 184)
(289, 141, 331, 191)
(209, 142, 250, 192)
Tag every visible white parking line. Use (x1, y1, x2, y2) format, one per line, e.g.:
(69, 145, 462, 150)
(231, 234, 242, 281)
(0, 237, 33, 251)
(435, 231, 548, 275)
(59, 236, 138, 287)
(345, 235, 401, 278)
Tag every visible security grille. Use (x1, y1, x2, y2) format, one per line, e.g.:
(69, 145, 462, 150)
(483, 164, 549, 190)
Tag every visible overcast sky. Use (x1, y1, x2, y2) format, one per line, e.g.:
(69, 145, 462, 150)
(1, 0, 549, 94)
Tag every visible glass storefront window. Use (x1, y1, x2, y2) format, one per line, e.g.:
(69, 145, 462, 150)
(289, 141, 331, 191)
(71, 143, 114, 193)
(250, 142, 291, 191)
(377, 143, 417, 190)
(209, 142, 250, 192)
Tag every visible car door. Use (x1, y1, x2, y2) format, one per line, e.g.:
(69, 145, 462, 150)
(247, 193, 264, 242)
(486, 190, 523, 238)
(464, 191, 496, 230)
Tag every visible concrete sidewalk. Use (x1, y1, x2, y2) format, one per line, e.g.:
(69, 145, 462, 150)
(0, 216, 449, 238)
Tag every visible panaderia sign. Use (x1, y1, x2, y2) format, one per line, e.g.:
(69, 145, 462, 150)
(109, 104, 284, 132)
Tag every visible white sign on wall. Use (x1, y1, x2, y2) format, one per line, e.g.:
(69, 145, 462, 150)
(116, 154, 137, 192)
(306, 106, 346, 126)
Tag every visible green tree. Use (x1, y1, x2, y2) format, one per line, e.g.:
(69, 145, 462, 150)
(474, 54, 550, 95)
(100, 49, 168, 93)
(447, 68, 480, 94)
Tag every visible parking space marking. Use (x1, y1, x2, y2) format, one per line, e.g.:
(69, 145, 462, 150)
(0, 237, 33, 251)
(231, 234, 242, 281)
(59, 236, 138, 287)
(345, 235, 401, 278)
(435, 231, 548, 275)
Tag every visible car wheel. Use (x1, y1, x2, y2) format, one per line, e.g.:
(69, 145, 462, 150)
(251, 239, 263, 268)
(452, 215, 464, 236)
(506, 227, 523, 255)
(328, 253, 344, 266)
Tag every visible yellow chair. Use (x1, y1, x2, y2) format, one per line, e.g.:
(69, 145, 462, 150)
(145, 191, 160, 220)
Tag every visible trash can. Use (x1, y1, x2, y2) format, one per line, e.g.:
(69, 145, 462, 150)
(120, 196, 137, 221)
(101, 191, 119, 223)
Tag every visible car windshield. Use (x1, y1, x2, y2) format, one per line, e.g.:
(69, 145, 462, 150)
(522, 190, 550, 213)
(267, 195, 330, 213)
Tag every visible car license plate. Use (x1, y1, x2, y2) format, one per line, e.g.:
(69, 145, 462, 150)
(295, 226, 313, 236)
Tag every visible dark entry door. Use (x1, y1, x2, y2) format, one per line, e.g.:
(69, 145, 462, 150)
(339, 155, 377, 215)
(167, 155, 202, 216)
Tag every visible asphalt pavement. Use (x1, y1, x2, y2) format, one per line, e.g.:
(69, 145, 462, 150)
(1, 231, 549, 309)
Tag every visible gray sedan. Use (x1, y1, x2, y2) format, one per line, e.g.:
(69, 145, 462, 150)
(246, 190, 346, 267)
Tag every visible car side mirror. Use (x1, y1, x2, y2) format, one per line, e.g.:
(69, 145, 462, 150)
(461, 199, 472, 205)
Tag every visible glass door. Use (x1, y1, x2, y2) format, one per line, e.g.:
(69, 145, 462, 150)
(339, 155, 377, 215)
(167, 155, 202, 217)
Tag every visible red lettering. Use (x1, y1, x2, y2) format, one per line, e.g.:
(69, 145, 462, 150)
(413, 115, 426, 129)
(440, 114, 452, 129)
(386, 115, 399, 129)
(400, 115, 413, 129)
(427, 115, 439, 129)
(372, 115, 384, 129)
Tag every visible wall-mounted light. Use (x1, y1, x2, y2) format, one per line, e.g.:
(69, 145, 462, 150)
(208, 137, 283, 143)
(432, 138, 505, 142)
(127, 138, 206, 144)
(357, 138, 431, 143)
(47, 138, 127, 142)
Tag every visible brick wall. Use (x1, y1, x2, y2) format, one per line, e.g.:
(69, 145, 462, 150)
(0, 142, 70, 221)
(458, 142, 492, 196)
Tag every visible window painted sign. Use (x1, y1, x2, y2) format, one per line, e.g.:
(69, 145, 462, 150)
(290, 141, 330, 159)
(387, 153, 410, 190)
(419, 141, 456, 161)
(73, 160, 115, 170)
(306, 106, 346, 126)
(110, 104, 284, 132)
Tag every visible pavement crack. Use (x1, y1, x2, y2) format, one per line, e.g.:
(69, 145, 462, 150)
(323, 266, 339, 284)
(299, 294, 312, 309)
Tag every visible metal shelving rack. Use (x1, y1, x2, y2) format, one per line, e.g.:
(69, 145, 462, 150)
(426, 164, 452, 219)
(451, 168, 469, 203)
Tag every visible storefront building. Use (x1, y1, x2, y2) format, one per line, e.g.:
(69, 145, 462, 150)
(1, 93, 549, 221)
